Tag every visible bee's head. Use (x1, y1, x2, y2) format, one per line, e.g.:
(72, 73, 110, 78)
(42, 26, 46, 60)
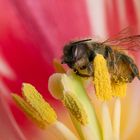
(61, 39, 92, 70)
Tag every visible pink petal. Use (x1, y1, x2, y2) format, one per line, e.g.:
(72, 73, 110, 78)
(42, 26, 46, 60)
(0, 94, 26, 140)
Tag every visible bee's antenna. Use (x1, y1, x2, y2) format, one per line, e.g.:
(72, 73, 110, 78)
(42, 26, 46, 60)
(71, 38, 92, 45)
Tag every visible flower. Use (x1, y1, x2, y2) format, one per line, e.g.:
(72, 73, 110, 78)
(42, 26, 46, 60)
(13, 54, 140, 140)
(0, 0, 140, 140)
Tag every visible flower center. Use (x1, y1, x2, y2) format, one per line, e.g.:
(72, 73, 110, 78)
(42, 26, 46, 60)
(12, 54, 129, 140)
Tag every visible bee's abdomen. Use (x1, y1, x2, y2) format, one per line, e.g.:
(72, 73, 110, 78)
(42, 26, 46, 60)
(111, 53, 138, 83)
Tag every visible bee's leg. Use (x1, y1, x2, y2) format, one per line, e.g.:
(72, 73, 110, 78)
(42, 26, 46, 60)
(104, 46, 113, 59)
(87, 63, 94, 76)
(74, 69, 91, 77)
(121, 55, 140, 80)
(104, 46, 116, 71)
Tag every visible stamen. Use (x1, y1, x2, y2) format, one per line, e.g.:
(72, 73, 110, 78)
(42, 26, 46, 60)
(101, 102, 113, 140)
(22, 83, 57, 125)
(63, 92, 88, 125)
(93, 54, 112, 100)
(48, 73, 102, 140)
(113, 98, 121, 140)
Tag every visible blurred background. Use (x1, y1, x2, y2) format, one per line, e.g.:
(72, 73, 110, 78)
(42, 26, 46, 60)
(0, 0, 140, 140)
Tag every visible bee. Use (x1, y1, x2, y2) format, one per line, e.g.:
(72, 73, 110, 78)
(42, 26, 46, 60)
(61, 28, 140, 83)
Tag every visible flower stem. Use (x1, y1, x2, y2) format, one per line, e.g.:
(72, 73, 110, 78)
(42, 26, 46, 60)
(113, 98, 121, 140)
(101, 102, 113, 140)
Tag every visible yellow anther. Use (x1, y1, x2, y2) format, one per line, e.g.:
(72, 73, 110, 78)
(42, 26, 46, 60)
(12, 94, 46, 128)
(22, 83, 57, 125)
(63, 93, 88, 125)
(111, 82, 127, 97)
(93, 54, 112, 100)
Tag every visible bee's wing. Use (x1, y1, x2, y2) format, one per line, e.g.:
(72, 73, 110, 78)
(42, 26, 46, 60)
(102, 27, 140, 51)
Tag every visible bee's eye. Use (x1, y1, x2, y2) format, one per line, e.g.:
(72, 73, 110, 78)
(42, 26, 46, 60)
(73, 45, 87, 60)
